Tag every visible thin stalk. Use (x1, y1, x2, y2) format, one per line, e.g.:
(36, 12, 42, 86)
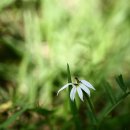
(85, 94, 98, 125)
(67, 63, 82, 130)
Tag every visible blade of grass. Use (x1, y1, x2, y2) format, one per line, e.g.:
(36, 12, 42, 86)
(103, 81, 117, 105)
(98, 92, 130, 129)
(0, 107, 27, 129)
(104, 92, 130, 118)
(115, 74, 127, 93)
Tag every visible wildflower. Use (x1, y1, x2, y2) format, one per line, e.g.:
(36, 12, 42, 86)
(57, 77, 95, 101)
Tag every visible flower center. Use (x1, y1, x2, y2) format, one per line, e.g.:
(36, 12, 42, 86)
(74, 83, 79, 86)
(75, 77, 80, 84)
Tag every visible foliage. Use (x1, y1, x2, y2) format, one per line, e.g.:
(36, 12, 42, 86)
(0, 0, 130, 129)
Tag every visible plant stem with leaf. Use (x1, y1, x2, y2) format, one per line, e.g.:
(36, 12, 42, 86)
(67, 63, 82, 130)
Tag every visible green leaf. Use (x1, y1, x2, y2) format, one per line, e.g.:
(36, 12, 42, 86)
(98, 92, 130, 129)
(104, 92, 130, 118)
(67, 63, 72, 83)
(115, 75, 127, 93)
(103, 81, 117, 105)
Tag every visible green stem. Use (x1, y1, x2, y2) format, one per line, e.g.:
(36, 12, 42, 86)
(85, 94, 98, 125)
(67, 63, 82, 130)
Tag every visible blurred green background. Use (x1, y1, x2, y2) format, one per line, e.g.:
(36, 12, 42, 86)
(0, 0, 130, 129)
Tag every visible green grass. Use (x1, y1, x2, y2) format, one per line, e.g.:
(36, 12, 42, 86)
(0, 0, 130, 129)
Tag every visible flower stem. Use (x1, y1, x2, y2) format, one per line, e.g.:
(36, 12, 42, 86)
(67, 63, 82, 130)
(85, 94, 98, 126)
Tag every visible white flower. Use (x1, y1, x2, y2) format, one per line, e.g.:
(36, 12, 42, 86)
(57, 77, 95, 101)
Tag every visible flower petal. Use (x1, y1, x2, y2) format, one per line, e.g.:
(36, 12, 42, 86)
(80, 84, 90, 96)
(57, 83, 73, 95)
(80, 80, 95, 90)
(70, 86, 76, 101)
(77, 87, 84, 101)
